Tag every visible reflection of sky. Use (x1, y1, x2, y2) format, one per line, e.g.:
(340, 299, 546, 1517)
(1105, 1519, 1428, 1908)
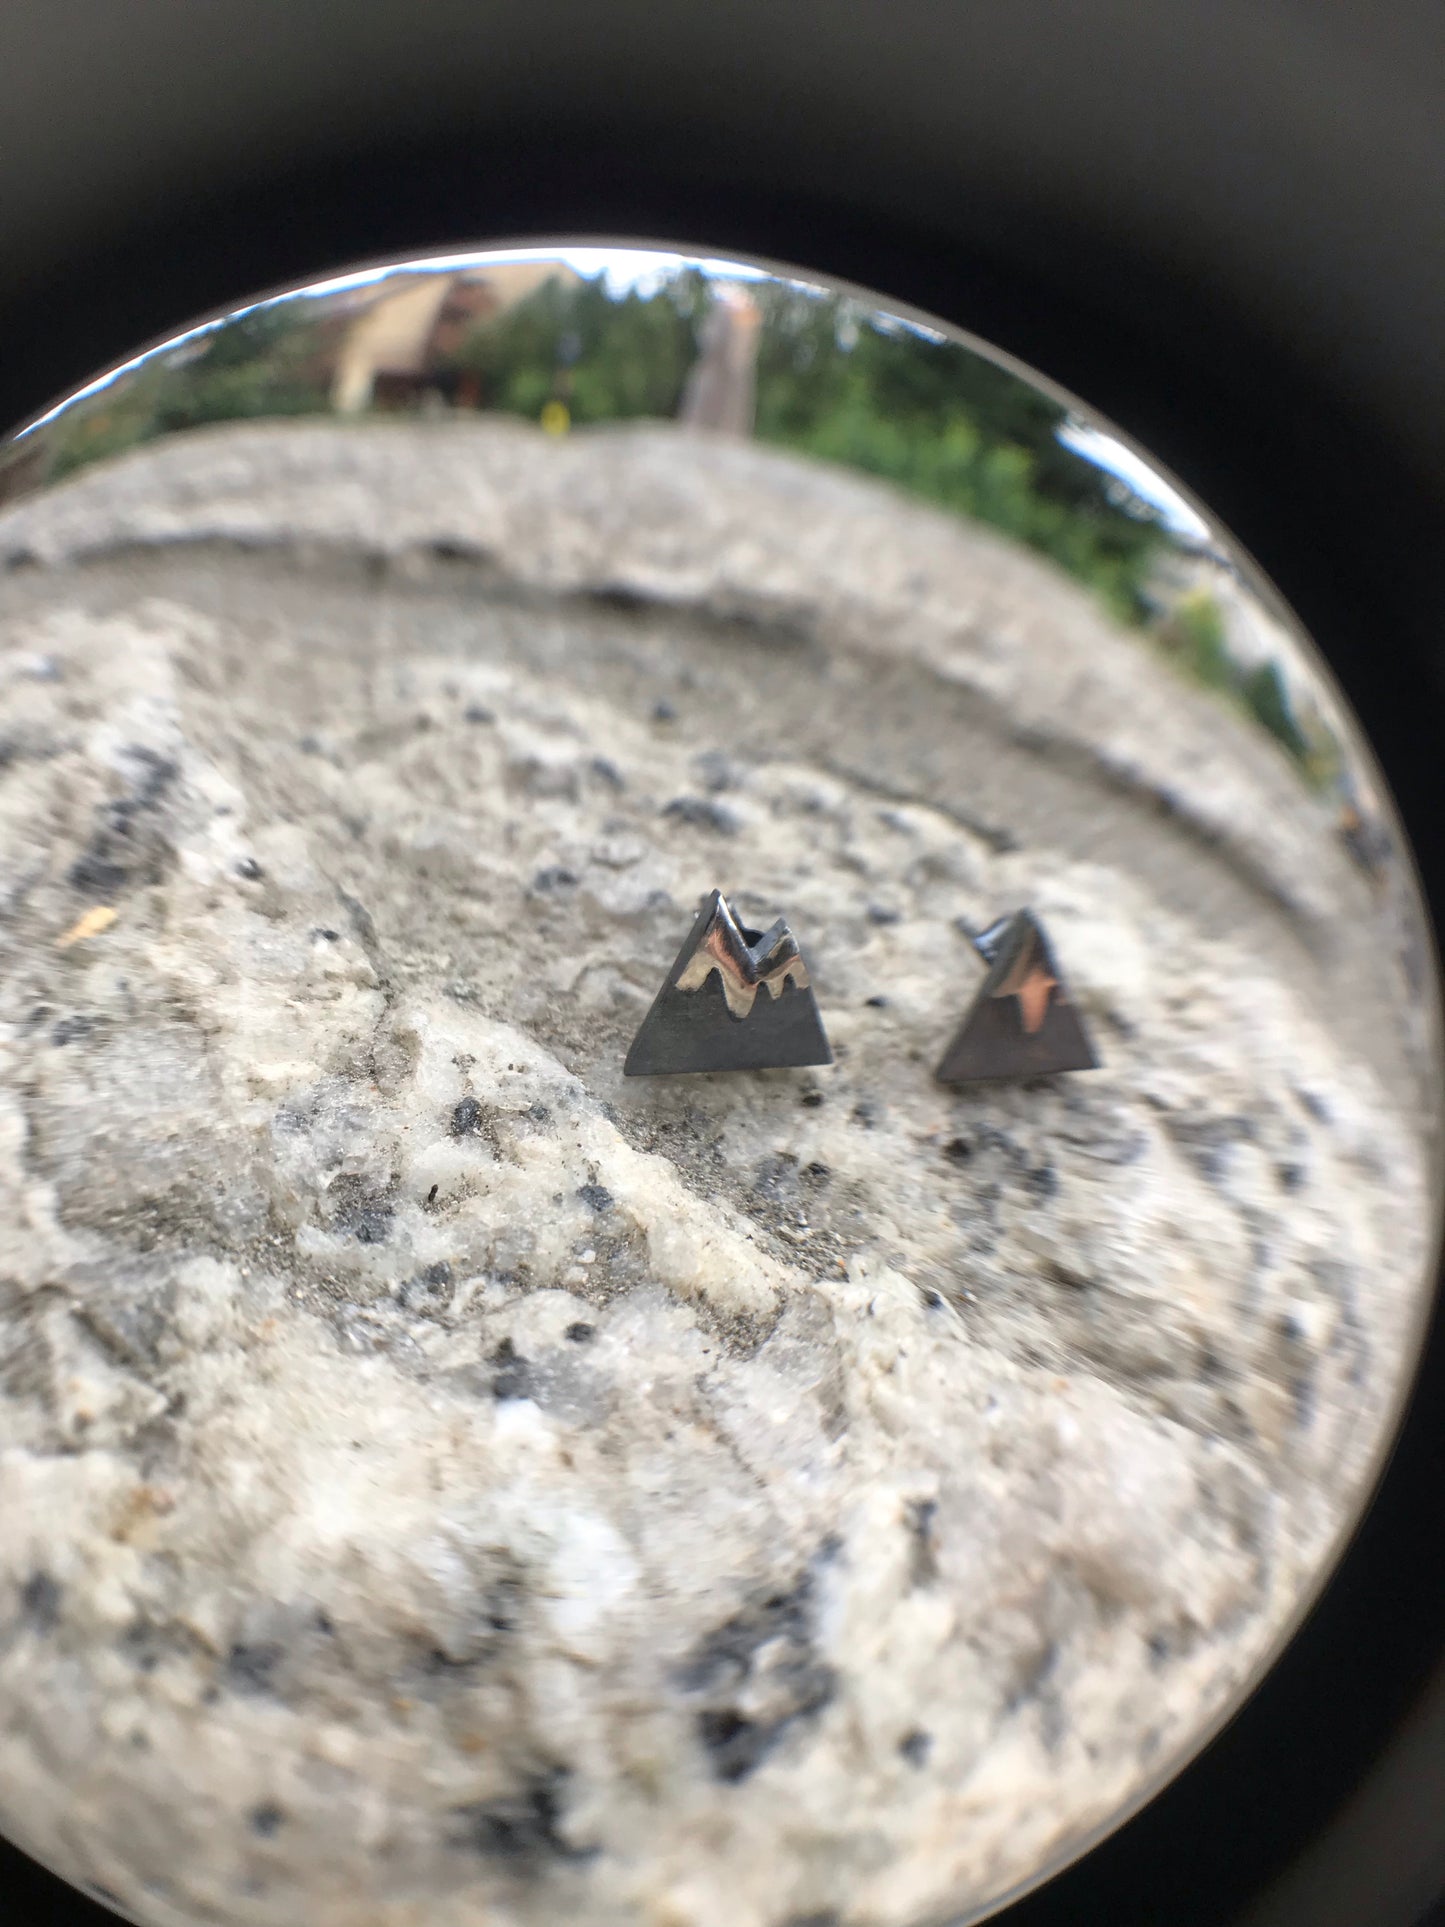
(1056, 418, 1210, 542)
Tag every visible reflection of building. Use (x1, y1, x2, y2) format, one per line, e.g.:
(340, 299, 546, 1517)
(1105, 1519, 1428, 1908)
(678, 286, 762, 436)
(330, 262, 581, 414)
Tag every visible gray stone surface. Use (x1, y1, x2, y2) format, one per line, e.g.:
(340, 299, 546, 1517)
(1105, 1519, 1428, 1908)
(0, 420, 1434, 1927)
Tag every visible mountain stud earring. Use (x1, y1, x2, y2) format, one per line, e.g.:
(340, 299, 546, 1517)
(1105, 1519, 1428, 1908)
(624, 889, 833, 1076)
(935, 909, 1099, 1084)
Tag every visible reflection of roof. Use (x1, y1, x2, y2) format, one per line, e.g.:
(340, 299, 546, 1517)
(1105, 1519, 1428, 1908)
(342, 276, 453, 381)
(330, 263, 583, 413)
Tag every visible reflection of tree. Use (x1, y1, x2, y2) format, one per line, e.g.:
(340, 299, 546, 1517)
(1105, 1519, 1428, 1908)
(20, 265, 1345, 777)
(39, 307, 334, 482)
(26, 272, 1164, 627)
(1155, 587, 1334, 782)
(444, 272, 706, 423)
(448, 274, 1165, 625)
(749, 286, 1165, 625)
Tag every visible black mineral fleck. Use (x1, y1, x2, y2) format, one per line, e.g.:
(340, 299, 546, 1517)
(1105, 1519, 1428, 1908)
(451, 1768, 584, 1868)
(679, 1567, 836, 1784)
(662, 796, 739, 835)
(489, 1337, 534, 1402)
(225, 1642, 283, 1696)
(19, 1571, 61, 1631)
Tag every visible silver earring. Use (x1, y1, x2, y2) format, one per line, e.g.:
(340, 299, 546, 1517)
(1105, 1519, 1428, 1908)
(625, 889, 833, 1076)
(935, 910, 1098, 1084)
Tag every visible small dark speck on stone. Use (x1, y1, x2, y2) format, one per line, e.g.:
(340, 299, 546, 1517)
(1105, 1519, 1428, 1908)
(867, 904, 901, 925)
(464, 704, 496, 725)
(299, 734, 323, 754)
(235, 856, 264, 881)
(315, 927, 340, 943)
(426, 1183, 439, 1205)
(51, 1015, 93, 1047)
(249, 1803, 285, 1838)
(225, 1642, 283, 1696)
(652, 699, 678, 723)
(68, 854, 128, 896)
(1277, 1162, 1305, 1192)
(451, 1769, 579, 1865)
(1026, 1163, 1058, 1201)
(450, 1096, 484, 1137)
(800, 1090, 824, 1109)
(20, 1571, 62, 1631)
(578, 1182, 613, 1212)
(590, 756, 625, 789)
(898, 1728, 933, 1767)
(852, 1102, 877, 1128)
(490, 1337, 534, 1402)
(923, 1289, 945, 1309)
(350, 1208, 392, 1246)
(400, 1261, 453, 1314)
(943, 1137, 973, 1162)
(663, 796, 739, 836)
(697, 1709, 767, 1783)
(533, 865, 579, 891)
(802, 1162, 831, 1185)
(695, 749, 738, 792)
(865, 995, 889, 1008)
(565, 1322, 597, 1344)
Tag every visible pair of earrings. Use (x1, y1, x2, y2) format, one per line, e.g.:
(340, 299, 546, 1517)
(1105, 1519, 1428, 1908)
(623, 889, 1099, 1083)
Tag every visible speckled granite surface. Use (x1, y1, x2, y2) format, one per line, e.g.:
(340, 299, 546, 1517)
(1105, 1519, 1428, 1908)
(0, 421, 1432, 1927)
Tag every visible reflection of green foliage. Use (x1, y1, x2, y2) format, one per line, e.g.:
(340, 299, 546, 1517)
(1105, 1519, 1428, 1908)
(1154, 589, 1334, 780)
(451, 273, 708, 424)
(34, 269, 1169, 626)
(749, 290, 1163, 625)
(1157, 589, 1233, 689)
(151, 309, 325, 433)
(1242, 659, 1313, 763)
(43, 307, 330, 482)
(451, 275, 1165, 625)
(21, 267, 1339, 780)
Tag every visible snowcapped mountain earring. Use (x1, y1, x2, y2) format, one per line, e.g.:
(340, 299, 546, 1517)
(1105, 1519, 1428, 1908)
(625, 889, 833, 1076)
(935, 910, 1099, 1084)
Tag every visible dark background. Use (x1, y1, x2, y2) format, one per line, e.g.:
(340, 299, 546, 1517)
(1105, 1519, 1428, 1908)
(1, 4, 1443, 1922)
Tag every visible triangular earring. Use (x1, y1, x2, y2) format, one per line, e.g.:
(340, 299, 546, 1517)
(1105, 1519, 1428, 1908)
(935, 910, 1098, 1084)
(624, 890, 833, 1076)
